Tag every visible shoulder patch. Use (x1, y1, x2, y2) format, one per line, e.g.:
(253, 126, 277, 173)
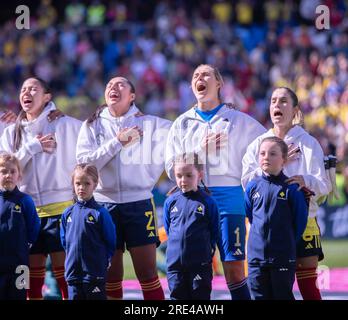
(182, 118, 189, 130)
(96, 132, 105, 146)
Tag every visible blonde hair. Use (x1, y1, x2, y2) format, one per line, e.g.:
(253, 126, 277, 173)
(193, 64, 224, 101)
(0, 152, 21, 174)
(292, 108, 304, 127)
(72, 163, 99, 185)
(168, 153, 210, 195)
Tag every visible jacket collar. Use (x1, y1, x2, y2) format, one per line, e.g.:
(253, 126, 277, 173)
(21, 101, 56, 127)
(0, 186, 21, 198)
(181, 187, 203, 198)
(269, 125, 307, 145)
(76, 196, 98, 208)
(185, 103, 233, 123)
(261, 171, 287, 184)
(100, 104, 140, 121)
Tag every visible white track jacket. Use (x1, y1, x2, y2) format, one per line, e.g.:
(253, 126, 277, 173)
(241, 125, 331, 218)
(76, 105, 172, 203)
(165, 104, 266, 186)
(0, 102, 82, 206)
(0, 112, 10, 137)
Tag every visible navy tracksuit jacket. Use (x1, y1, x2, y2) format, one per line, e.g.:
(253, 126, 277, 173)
(244, 171, 309, 300)
(60, 197, 116, 298)
(0, 187, 40, 299)
(163, 188, 219, 300)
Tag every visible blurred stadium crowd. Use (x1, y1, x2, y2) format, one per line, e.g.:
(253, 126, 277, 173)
(1, 0, 348, 200)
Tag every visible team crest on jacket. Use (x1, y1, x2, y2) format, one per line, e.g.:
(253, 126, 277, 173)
(277, 189, 289, 200)
(13, 204, 21, 213)
(87, 213, 96, 223)
(96, 132, 105, 146)
(195, 205, 205, 215)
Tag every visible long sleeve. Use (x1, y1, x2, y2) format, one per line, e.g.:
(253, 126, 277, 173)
(244, 183, 253, 224)
(302, 141, 331, 199)
(241, 137, 263, 190)
(21, 195, 41, 244)
(165, 122, 183, 181)
(163, 198, 172, 236)
(289, 187, 309, 242)
(60, 211, 67, 250)
(165, 120, 211, 181)
(76, 121, 123, 171)
(208, 198, 220, 253)
(0, 126, 42, 169)
(100, 208, 117, 259)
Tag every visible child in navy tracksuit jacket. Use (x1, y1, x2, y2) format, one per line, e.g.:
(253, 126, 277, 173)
(244, 137, 309, 300)
(163, 153, 220, 300)
(0, 153, 40, 300)
(60, 164, 116, 300)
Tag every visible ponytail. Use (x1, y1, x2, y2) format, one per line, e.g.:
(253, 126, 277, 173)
(292, 108, 304, 127)
(87, 104, 107, 125)
(277, 86, 304, 127)
(200, 179, 211, 195)
(13, 110, 27, 152)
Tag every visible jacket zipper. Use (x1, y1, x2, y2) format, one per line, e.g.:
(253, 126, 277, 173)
(32, 146, 42, 206)
(115, 118, 122, 202)
(180, 197, 188, 267)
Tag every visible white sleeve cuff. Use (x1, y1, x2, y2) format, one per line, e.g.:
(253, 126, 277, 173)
(24, 138, 42, 155)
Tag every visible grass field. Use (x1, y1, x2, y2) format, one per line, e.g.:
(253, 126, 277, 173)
(122, 240, 348, 280)
(320, 239, 348, 268)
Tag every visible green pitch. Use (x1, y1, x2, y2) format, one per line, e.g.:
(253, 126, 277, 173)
(320, 239, 348, 268)
(122, 240, 348, 280)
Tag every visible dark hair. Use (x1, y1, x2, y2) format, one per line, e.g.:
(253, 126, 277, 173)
(278, 87, 298, 107)
(125, 78, 136, 95)
(275, 87, 303, 127)
(87, 104, 107, 124)
(13, 77, 51, 151)
(167, 152, 210, 195)
(260, 136, 288, 160)
(87, 77, 136, 125)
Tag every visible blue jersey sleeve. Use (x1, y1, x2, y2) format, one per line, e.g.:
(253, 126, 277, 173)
(289, 186, 309, 242)
(99, 208, 117, 259)
(21, 195, 40, 244)
(244, 183, 253, 224)
(163, 197, 172, 236)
